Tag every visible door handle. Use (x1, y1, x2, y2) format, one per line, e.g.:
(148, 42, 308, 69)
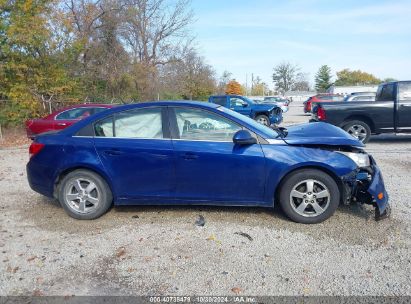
(57, 122, 67, 126)
(401, 104, 411, 108)
(104, 149, 123, 156)
(182, 152, 198, 160)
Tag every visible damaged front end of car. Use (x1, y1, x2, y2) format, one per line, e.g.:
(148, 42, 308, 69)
(340, 154, 390, 221)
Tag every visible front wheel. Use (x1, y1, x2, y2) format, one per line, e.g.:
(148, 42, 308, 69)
(255, 114, 270, 126)
(343, 120, 371, 143)
(58, 169, 113, 220)
(279, 169, 340, 224)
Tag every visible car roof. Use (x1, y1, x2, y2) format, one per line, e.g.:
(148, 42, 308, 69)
(57, 103, 115, 112)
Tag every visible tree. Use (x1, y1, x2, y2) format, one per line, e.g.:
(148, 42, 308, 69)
(315, 65, 332, 92)
(334, 69, 381, 86)
(0, 0, 77, 125)
(272, 62, 300, 93)
(225, 80, 243, 95)
(160, 50, 216, 100)
(292, 73, 310, 91)
(217, 70, 232, 94)
(251, 76, 269, 96)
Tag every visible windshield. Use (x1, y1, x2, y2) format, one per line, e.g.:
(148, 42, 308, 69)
(216, 106, 280, 138)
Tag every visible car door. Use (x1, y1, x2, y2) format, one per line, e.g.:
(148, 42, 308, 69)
(230, 97, 252, 117)
(93, 107, 175, 202)
(169, 106, 266, 203)
(397, 82, 411, 131)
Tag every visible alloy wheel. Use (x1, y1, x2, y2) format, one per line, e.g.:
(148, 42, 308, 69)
(347, 124, 367, 142)
(65, 178, 100, 214)
(289, 179, 330, 217)
(257, 117, 269, 126)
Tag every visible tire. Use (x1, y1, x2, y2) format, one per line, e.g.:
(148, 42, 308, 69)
(255, 114, 270, 126)
(279, 169, 340, 224)
(58, 169, 113, 220)
(343, 120, 371, 144)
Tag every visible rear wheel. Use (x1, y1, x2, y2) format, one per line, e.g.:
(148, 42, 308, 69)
(279, 169, 340, 224)
(58, 169, 113, 220)
(343, 120, 371, 143)
(255, 114, 270, 126)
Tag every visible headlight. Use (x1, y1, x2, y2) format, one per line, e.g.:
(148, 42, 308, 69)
(338, 151, 370, 167)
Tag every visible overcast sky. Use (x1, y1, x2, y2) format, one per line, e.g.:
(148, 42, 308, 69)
(191, 0, 411, 89)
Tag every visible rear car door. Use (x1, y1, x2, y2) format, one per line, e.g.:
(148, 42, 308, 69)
(374, 83, 396, 132)
(397, 82, 411, 131)
(169, 106, 266, 203)
(93, 107, 175, 202)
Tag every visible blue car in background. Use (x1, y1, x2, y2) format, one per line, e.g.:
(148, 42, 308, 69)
(27, 101, 389, 224)
(209, 95, 283, 126)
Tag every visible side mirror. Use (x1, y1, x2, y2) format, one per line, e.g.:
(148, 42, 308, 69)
(233, 130, 257, 145)
(241, 102, 248, 107)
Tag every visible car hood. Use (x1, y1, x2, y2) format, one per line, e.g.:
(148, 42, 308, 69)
(282, 122, 364, 147)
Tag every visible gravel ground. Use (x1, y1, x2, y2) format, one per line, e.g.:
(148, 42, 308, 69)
(1, 101, 411, 296)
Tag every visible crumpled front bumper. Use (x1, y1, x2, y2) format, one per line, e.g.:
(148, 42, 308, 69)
(342, 156, 390, 221)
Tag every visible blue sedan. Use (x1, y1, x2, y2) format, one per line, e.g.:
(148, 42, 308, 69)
(26, 101, 390, 224)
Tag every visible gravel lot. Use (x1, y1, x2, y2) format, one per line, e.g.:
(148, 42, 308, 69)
(1, 101, 411, 296)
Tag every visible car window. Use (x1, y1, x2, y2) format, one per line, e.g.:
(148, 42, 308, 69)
(376, 84, 395, 101)
(173, 107, 241, 141)
(399, 83, 411, 101)
(92, 107, 109, 114)
(230, 97, 247, 108)
(212, 97, 227, 106)
(94, 108, 163, 139)
(94, 116, 114, 137)
(318, 95, 331, 100)
(56, 108, 93, 120)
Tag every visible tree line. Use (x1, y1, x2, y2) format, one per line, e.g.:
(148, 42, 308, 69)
(0, 0, 398, 126)
(272, 62, 396, 94)
(0, 0, 218, 125)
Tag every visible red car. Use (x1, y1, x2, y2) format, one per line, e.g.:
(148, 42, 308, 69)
(303, 94, 344, 113)
(25, 104, 114, 138)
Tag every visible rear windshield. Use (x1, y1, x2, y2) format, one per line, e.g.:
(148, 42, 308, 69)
(376, 83, 395, 101)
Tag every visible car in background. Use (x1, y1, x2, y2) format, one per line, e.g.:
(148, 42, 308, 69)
(263, 96, 290, 107)
(259, 96, 290, 113)
(343, 92, 376, 102)
(304, 94, 344, 113)
(209, 95, 283, 126)
(310, 81, 411, 143)
(27, 101, 389, 223)
(25, 104, 114, 138)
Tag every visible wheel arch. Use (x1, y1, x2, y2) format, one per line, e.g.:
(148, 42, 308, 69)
(273, 165, 345, 207)
(341, 115, 375, 133)
(53, 165, 115, 200)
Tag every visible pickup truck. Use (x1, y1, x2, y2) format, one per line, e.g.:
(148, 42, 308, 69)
(208, 95, 283, 126)
(311, 81, 411, 143)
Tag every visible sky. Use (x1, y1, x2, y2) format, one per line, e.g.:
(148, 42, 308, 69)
(190, 0, 411, 89)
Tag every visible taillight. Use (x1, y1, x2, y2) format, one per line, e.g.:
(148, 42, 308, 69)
(317, 107, 326, 120)
(29, 142, 45, 158)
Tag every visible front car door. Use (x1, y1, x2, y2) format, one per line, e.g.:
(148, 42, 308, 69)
(93, 107, 174, 203)
(168, 106, 266, 204)
(230, 97, 252, 117)
(397, 82, 411, 131)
